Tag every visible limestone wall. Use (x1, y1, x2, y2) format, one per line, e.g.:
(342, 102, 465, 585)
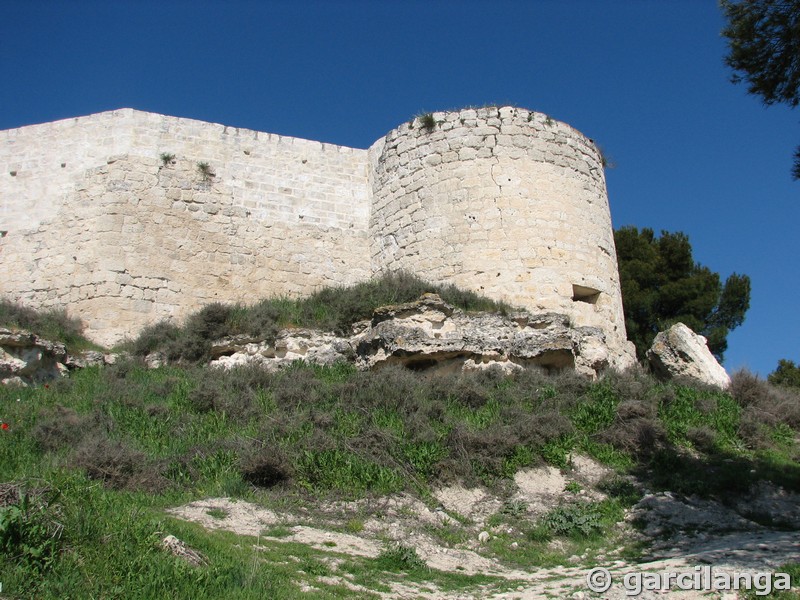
(368, 106, 632, 366)
(0, 107, 633, 367)
(0, 110, 370, 346)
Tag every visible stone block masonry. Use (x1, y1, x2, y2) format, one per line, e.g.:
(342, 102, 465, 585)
(0, 106, 635, 368)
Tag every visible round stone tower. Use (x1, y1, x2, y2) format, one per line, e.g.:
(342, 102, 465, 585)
(367, 106, 634, 369)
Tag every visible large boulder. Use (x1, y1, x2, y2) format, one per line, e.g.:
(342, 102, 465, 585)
(646, 323, 731, 389)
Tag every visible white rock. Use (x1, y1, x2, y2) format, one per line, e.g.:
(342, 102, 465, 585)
(646, 323, 731, 389)
(208, 294, 619, 378)
(0, 328, 68, 386)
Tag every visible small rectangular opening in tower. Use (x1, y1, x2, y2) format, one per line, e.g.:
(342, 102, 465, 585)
(572, 284, 600, 304)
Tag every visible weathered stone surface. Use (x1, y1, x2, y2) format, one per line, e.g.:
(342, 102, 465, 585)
(646, 323, 731, 389)
(1, 106, 634, 370)
(210, 329, 355, 372)
(161, 535, 206, 567)
(64, 350, 107, 369)
(0, 330, 120, 385)
(210, 294, 621, 378)
(0, 327, 67, 386)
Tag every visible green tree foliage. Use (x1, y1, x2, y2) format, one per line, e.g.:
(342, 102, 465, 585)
(721, 0, 800, 178)
(614, 226, 751, 362)
(768, 358, 800, 388)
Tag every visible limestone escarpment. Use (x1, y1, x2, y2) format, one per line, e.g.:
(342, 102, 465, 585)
(208, 294, 613, 378)
(0, 106, 635, 370)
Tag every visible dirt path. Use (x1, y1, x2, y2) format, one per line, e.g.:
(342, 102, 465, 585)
(167, 458, 800, 599)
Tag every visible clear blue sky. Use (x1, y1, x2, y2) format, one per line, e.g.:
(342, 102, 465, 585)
(2, 0, 797, 376)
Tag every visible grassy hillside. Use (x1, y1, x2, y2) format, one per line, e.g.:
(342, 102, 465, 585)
(1, 276, 798, 598)
(0, 359, 798, 598)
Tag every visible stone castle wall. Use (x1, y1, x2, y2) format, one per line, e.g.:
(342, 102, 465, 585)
(369, 106, 629, 362)
(0, 107, 634, 367)
(0, 110, 370, 346)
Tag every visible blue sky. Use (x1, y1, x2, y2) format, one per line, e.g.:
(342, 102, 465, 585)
(2, 0, 797, 376)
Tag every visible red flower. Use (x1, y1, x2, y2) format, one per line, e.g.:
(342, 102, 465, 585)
(44, 384, 50, 389)
(1, 423, 8, 430)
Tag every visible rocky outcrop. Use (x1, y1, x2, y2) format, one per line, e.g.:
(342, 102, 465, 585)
(646, 322, 731, 389)
(210, 330, 355, 372)
(0, 328, 114, 386)
(0, 328, 68, 386)
(209, 294, 619, 378)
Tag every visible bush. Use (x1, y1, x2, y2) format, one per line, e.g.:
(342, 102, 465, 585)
(187, 367, 261, 423)
(70, 436, 165, 492)
(540, 502, 606, 539)
(31, 406, 112, 453)
(238, 447, 293, 488)
(127, 272, 511, 362)
(730, 370, 800, 430)
(376, 543, 427, 571)
(597, 400, 666, 457)
(129, 320, 182, 359)
(0, 299, 90, 351)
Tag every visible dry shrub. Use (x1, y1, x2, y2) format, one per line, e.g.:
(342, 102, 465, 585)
(339, 365, 422, 413)
(444, 422, 521, 480)
(500, 406, 574, 448)
(0, 483, 21, 507)
(737, 408, 780, 450)
(597, 400, 666, 457)
(542, 369, 594, 401)
(686, 426, 718, 452)
(71, 435, 165, 492)
(429, 372, 492, 408)
(187, 365, 264, 423)
(145, 404, 170, 419)
(238, 449, 293, 488)
(271, 367, 328, 409)
(730, 369, 800, 428)
(32, 406, 112, 452)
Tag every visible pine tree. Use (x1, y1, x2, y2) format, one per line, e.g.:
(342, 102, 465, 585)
(615, 226, 751, 361)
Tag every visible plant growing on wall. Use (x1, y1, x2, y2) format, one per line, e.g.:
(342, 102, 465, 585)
(597, 146, 615, 169)
(197, 161, 214, 182)
(418, 113, 437, 132)
(159, 152, 175, 167)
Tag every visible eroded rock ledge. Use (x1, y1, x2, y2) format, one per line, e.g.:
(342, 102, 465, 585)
(0, 328, 115, 387)
(209, 293, 619, 377)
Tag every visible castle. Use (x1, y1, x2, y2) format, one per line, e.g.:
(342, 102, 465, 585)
(0, 106, 635, 369)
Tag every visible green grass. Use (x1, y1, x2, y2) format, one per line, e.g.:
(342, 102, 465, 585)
(0, 335, 798, 596)
(741, 562, 800, 599)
